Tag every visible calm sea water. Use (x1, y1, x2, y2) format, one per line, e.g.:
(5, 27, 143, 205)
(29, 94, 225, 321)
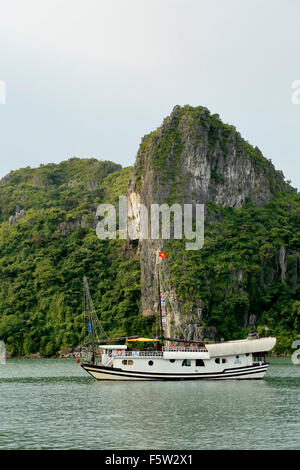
(0, 357, 299, 450)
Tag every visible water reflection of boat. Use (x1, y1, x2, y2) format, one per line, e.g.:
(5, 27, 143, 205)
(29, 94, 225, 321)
(80, 276, 276, 381)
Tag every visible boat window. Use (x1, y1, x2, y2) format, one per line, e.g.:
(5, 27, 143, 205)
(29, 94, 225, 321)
(148, 360, 154, 366)
(128, 360, 133, 365)
(169, 359, 175, 363)
(236, 355, 239, 359)
(196, 359, 205, 367)
(182, 359, 191, 366)
(122, 360, 127, 365)
(215, 358, 220, 364)
(222, 358, 227, 364)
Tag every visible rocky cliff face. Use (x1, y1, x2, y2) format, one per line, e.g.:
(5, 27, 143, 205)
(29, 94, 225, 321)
(127, 105, 296, 341)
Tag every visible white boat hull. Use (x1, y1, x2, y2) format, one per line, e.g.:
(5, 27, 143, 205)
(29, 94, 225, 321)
(81, 362, 269, 381)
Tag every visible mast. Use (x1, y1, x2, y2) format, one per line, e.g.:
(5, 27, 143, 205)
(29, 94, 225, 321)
(157, 251, 167, 345)
(157, 266, 164, 343)
(83, 275, 110, 362)
(83, 276, 96, 364)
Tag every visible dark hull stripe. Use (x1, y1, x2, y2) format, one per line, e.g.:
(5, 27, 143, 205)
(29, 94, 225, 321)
(82, 365, 268, 381)
(81, 362, 268, 377)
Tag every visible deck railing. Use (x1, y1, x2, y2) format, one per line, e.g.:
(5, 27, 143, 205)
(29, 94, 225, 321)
(122, 351, 163, 357)
(163, 347, 208, 352)
(116, 347, 208, 357)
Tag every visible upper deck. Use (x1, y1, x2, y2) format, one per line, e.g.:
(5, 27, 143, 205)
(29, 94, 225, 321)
(100, 346, 210, 360)
(98, 337, 276, 360)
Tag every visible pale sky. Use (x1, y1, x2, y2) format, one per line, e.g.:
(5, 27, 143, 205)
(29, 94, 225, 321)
(0, 0, 299, 189)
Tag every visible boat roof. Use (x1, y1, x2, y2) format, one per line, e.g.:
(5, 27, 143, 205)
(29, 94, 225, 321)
(100, 345, 127, 350)
(205, 337, 276, 357)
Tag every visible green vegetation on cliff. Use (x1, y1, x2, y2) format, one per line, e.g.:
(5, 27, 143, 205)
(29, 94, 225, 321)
(131, 105, 299, 354)
(0, 106, 299, 357)
(166, 192, 300, 353)
(0, 159, 152, 356)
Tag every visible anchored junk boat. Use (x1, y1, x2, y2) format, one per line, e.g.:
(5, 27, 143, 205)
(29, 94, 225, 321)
(80, 275, 276, 381)
(81, 337, 276, 381)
